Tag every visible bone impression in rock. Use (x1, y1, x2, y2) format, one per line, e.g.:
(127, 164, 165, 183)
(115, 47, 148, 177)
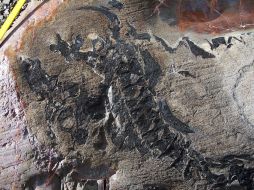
(1, 0, 254, 190)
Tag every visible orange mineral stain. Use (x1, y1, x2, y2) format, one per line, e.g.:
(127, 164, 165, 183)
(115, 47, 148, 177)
(154, 0, 254, 34)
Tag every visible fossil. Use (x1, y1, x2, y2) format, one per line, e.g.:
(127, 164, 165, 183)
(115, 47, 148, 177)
(1, 0, 254, 189)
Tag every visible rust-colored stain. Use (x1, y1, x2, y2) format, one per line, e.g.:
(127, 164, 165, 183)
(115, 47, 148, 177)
(18, 0, 68, 51)
(2, 0, 68, 53)
(154, 0, 254, 34)
(3, 0, 69, 109)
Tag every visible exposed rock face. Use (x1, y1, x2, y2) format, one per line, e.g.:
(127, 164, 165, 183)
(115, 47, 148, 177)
(1, 0, 254, 189)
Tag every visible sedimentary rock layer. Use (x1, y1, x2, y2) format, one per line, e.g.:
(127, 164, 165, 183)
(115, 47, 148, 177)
(1, 0, 254, 189)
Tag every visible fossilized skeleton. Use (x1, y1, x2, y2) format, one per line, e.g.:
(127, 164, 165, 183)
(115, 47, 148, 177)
(1, 0, 254, 189)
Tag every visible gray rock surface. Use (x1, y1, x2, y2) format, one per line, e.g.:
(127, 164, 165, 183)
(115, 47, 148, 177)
(1, 0, 254, 189)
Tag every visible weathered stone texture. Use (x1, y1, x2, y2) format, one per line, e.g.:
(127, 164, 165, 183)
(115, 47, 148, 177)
(1, 0, 254, 189)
